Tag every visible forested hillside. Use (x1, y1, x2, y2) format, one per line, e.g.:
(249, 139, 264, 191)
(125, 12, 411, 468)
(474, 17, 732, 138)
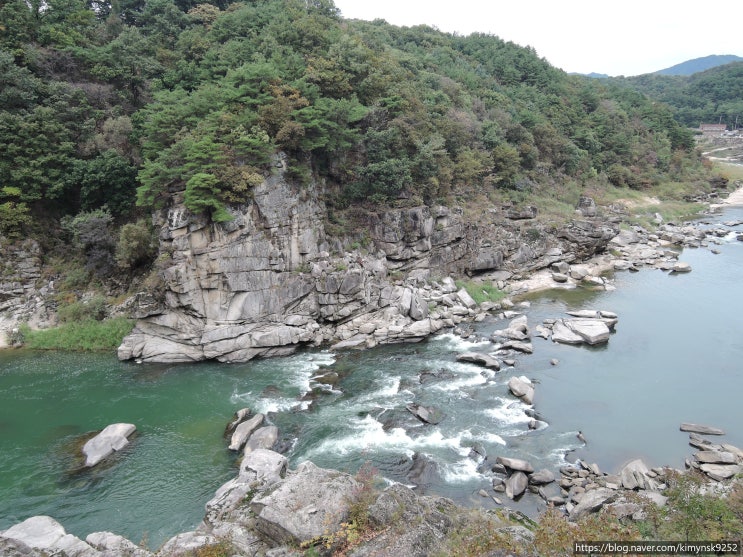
(612, 62, 743, 129)
(1, 0, 707, 256)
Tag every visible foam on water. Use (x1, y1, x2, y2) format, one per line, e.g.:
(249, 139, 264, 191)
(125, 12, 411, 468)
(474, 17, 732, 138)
(461, 429, 507, 446)
(303, 415, 481, 460)
(280, 351, 336, 394)
(426, 360, 490, 391)
(440, 457, 483, 483)
(433, 332, 491, 351)
(484, 397, 533, 430)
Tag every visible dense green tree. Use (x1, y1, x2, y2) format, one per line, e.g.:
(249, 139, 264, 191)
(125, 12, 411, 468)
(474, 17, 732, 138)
(0, 0, 713, 238)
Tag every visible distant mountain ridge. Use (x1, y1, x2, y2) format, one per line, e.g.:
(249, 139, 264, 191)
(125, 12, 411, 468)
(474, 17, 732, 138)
(577, 54, 743, 79)
(654, 54, 743, 76)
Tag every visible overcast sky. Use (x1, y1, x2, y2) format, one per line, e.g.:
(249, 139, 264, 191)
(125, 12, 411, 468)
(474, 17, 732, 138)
(332, 0, 742, 76)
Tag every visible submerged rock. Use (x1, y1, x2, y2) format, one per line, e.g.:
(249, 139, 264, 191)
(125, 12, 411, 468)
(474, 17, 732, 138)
(680, 423, 725, 435)
(406, 403, 444, 425)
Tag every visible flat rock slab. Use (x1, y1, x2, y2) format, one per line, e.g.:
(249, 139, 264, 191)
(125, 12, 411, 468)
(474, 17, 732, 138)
(82, 423, 136, 467)
(456, 352, 501, 370)
(680, 423, 725, 435)
(406, 403, 444, 425)
(570, 487, 617, 520)
(551, 321, 584, 345)
(565, 318, 611, 345)
(700, 463, 742, 481)
(694, 450, 737, 464)
(228, 413, 264, 451)
(496, 456, 534, 473)
(1, 515, 99, 556)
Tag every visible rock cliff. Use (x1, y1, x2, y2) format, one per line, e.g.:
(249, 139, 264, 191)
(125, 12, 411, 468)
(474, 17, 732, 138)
(0, 238, 54, 347)
(118, 155, 618, 363)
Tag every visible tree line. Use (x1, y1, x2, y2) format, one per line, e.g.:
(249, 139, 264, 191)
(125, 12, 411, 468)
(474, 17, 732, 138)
(0, 0, 704, 250)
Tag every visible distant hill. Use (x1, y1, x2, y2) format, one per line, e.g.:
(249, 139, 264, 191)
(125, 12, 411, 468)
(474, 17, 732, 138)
(655, 55, 743, 76)
(610, 61, 743, 128)
(582, 72, 609, 79)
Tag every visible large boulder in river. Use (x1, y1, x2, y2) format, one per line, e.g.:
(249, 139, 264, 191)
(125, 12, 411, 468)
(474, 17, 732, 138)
(496, 456, 534, 473)
(224, 408, 251, 436)
(455, 352, 500, 370)
(565, 318, 611, 345)
(620, 459, 652, 490)
(82, 423, 136, 467)
(507, 376, 534, 404)
(671, 262, 692, 273)
(505, 471, 528, 499)
(228, 413, 264, 451)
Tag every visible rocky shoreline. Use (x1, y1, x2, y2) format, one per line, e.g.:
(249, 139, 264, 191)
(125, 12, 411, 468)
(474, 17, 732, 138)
(2, 410, 742, 556)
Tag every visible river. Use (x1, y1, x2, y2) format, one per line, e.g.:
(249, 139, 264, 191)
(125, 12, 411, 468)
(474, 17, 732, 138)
(1, 205, 741, 548)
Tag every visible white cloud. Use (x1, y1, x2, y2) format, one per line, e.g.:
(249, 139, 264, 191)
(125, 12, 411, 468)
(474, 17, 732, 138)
(333, 0, 743, 76)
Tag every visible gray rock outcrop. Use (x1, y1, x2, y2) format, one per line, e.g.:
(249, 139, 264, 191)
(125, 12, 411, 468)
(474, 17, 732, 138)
(113, 155, 619, 364)
(0, 516, 101, 557)
(250, 460, 360, 546)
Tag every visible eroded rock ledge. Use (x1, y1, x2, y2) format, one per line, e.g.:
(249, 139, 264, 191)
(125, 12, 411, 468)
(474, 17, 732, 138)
(117, 156, 619, 363)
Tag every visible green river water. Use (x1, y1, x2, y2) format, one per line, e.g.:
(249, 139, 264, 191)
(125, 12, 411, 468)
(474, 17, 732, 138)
(1, 206, 742, 548)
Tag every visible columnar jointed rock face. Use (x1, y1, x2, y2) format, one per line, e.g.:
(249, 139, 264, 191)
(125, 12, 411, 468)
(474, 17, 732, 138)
(117, 167, 619, 363)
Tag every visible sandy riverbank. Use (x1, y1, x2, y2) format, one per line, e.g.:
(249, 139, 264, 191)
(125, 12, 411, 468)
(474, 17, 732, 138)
(711, 184, 743, 207)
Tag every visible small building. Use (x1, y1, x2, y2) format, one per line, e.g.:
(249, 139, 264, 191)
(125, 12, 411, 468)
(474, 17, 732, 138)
(699, 123, 727, 133)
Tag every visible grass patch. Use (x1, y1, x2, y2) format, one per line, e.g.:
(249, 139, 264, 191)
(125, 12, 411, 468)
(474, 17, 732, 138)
(20, 317, 135, 351)
(434, 509, 521, 557)
(713, 162, 743, 182)
(455, 280, 506, 305)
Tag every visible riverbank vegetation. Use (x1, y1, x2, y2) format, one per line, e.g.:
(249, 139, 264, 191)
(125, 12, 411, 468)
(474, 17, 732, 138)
(18, 317, 134, 351)
(313, 470, 743, 556)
